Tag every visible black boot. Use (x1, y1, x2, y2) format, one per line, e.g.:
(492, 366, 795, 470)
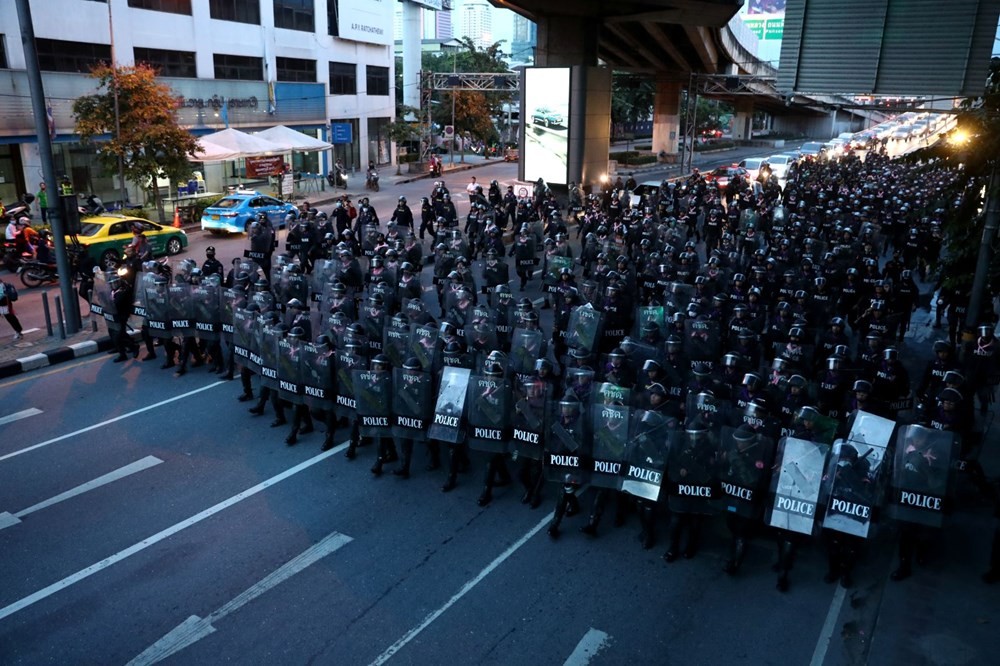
(285, 429, 298, 446)
(724, 538, 747, 575)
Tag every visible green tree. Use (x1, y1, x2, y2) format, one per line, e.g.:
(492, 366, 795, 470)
(73, 64, 199, 223)
(383, 105, 422, 174)
(611, 74, 654, 140)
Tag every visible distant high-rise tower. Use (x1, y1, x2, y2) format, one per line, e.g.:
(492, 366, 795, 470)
(436, 7, 453, 40)
(510, 14, 536, 63)
(458, 1, 492, 48)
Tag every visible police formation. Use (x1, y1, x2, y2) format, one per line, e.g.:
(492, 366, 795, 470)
(100, 155, 1000, 593)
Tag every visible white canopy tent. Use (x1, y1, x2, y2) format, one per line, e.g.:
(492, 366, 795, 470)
(256, 125, 333, 152)
(190, 128, 285, 162)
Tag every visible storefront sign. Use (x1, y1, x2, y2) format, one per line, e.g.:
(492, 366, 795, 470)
(246, 156, 286, 178)
(338, 0, 394, 46)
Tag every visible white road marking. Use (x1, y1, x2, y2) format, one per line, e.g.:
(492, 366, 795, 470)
(0, 382, 225, 463)
(0, 407, 43, 426)
(0, 456, 163, 530)
(564, 628, 612, 666)
(21, 328, 40, 335)
(0, 443, 346, 622)
(369, 512, 552, 665)
(809, 585, 847, 666)
(127, 531, 353, 665)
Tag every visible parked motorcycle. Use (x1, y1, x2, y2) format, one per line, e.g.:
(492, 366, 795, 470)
(19, 259, 58, 288)
(78, 193, 106, 216)
(365, 168, 380, 192)
(1, 193, 36, 226)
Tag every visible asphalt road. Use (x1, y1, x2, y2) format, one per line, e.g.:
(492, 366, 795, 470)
(0, 142, 996, 665)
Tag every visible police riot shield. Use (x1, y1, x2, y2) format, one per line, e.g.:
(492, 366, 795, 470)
(622, 410, 673, 502)
(635, 306, 666, 339)
(590, 403, 630, 489)
(409, 324, 440, 373)
(245, 224, 274, 269)
(766, 437, 830, 536)
(465, 305, 496, 340)
(684, 319, 721, 366)
(93, 271, 118, 332)
(666, 426, 718, 512)
(362, 302, 386, 354)
(595, 382, 631, 406)
(466, 375, 511, 453)
(563, 367, 596, 404)
(821, 437, 889, 539)
(277, 337, 305, 405)
(716, 426, 777, 518)
(513, 236, 538, 275)
(354, 369, 392, 437)
(446, 230, 469, 258)
(168, 282, 194, 338)
(233, 306, 257, 372)
(192, 281, 222, 342)
(144, 279, 172, 340)
(361, 224, 379, 257)
(383, 320, 411, 369)
(620, 338, 660, 377)
(508, 328, 543, 381)
(311, 258, 338, 297)
(665, 282, 695, 315)
(134, 271, 154, 322)
(772, 341, 816, 371)
(334, 349, 365, 418)
(512, 380, 550, 460)
(285, 270, 309, 308)
(544, 255, 573, 293)
(301, 342, 333, 412)
(685, 391, 729, 430)
(887, 425, 957, 528)
(428, 366, 472, 443)
(565, 304, 604, 354)
(599, 353, 635, 388)
(258, 322, 282, 390)
(545, 399, 590, 484)
(444, 288, 474, 328)
(392, 367, 433, 442)
(220, 286, 241, 342)
(269, 255, 294, 302)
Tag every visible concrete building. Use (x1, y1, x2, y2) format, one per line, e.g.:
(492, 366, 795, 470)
(0, 0, 394, 206)
(510, 14, 536, 64)
(457, 0, 492, 49)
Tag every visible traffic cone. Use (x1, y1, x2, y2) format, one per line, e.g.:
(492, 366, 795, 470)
(172, 208, 181, 228)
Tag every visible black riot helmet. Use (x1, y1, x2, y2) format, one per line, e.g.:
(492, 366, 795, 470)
(371, 354, 390, 371)
(403, 356, 423, 372)
(288, 326, 306, 340)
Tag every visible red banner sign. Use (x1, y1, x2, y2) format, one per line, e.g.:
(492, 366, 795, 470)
(246, 156, 285, 178)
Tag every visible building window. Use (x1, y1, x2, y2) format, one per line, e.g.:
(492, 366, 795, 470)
(35, 39, 111, 73)
(327, 0, 339, 36)
(127, 0, 192, 14)
(133, 47, 196, 78)
(209, 0, 260, 24)
(213, 53, 263, 81)
(274, 0, 314, 32)
(366, 66, 389, 96)
(329, 62, 356, 95)
(276, 57, 316, 83)
(0, 35, 7, 69)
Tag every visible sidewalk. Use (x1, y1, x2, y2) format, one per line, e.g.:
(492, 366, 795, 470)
(0, 314, 121, 379)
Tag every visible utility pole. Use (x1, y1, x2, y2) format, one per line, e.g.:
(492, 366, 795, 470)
(108, 0, 127, 206)
(15, 0, 80, 333)
(965, 163, 1000, 332)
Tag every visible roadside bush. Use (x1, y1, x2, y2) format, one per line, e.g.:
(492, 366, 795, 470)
(694, 139, 735, 151)
(120, 207, 151, 220)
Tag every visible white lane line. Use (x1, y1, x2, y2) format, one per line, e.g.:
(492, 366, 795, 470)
(0, 382, 225, 463)
(369, 512, 552, 666)
(127, 531, 353, 666)
(0, 408, 43, 426)
(0, 442, 346, 622)
(809, 585, 847, 666)
(0, 456, 164, 530)
(564, 628, 612, 666)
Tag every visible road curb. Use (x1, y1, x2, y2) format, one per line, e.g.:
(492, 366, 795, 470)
(0, 335, 117, 379)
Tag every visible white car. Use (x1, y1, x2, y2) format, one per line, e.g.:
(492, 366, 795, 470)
(739, 157, 768, 182)
(765, 154, 794, 179)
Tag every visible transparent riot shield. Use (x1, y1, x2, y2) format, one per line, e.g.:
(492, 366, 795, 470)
(684, 319, 721, 365)
(392, 368, 433, 442)
(590, 403, 630, 489)
(301, 343, 334, 412)
(277, 337, 305, 405)
(512, 380, 550, 460)
(635, 306, 666, 338)
(428, 366, 472, 443)
(258, 322, 282, 390)
(887, 425, 957, 528)
(716, 426, 777, 518)
(192, 281, 222, 342)
(220, 287, 243, 341)
(545, 399, 590, 484)
(665, 426, 718, 512)
(544, 255, 573, 293)
(354, 368, 393, 437)
(595, 382, 631, 406)
(362, 224, 379, 257)
(334, 349, 365, 418)
(232, 306, 257, 372)
(94, 271, 119, 332)
(685, 391, 730, 431)
(133, 272, 148, 320)
(766, 437, 830, 536)
(465, 305, 496, 340)
(563, 367, 596, 404)
(168, 282, 194, 338)
(508, 328, 543, 381)
(311, 258, 338, 297)
(665, 282, 695, 315)
(362, 302, 386, 355)
(566, 304, 604, 354)
(621, 410, 673, 502)
(466, 375, 511, 453)
(144, 279, 172, 340)
(409, 324, 440, 373)
(383, 320, 412, 369)
(285, 271, 309, 307)
(821, 438, 889, 539)
(772, 341, 816, 371)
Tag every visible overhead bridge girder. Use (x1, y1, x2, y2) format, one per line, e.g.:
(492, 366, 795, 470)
(425, 72, 521, 92)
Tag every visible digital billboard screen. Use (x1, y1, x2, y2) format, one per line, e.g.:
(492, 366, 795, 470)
(523, 67, 570, 186)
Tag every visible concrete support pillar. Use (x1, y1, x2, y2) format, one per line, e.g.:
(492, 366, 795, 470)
(732, 99, 754, 142)
(535, 15, 600, 66)
(651, 79, 682, 161)
(401, 1, 422, 112)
